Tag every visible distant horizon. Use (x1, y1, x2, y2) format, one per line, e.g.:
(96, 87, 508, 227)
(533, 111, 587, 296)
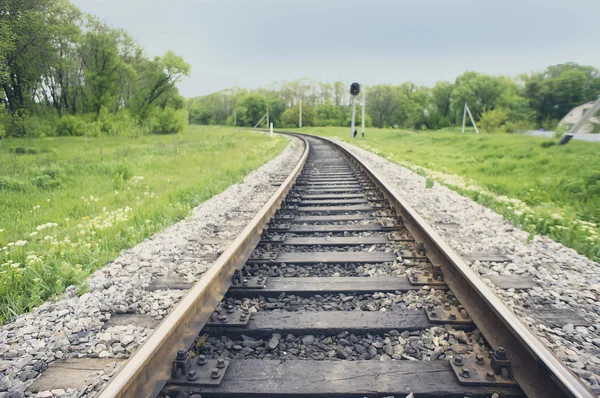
(71, 0, 600, 97)
(183, 61, 600, 98)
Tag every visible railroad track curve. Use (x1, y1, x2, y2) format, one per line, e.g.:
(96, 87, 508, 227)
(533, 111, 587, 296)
(96, 133, 595, 398)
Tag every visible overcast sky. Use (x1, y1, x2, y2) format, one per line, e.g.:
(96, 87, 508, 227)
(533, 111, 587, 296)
(71, 0, 600, 97)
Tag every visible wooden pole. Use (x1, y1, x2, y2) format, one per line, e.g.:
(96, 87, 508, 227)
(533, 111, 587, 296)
(299, 98, 302, 128)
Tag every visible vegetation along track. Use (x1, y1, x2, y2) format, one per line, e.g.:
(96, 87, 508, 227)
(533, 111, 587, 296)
(97, 133, 595, 398)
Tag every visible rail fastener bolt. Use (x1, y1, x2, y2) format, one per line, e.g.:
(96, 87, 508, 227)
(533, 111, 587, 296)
(476, 354, 485, 365)
(197, 354, 207, 365)
(486, 371, 496, 381)
(187, 370, 198, 381)
(460, 368, 471, 378)
(217, 357, 226, 368)
(211, 368, 220, 379)
(454, 355, 464, 366)
(176, 349, 187, 360)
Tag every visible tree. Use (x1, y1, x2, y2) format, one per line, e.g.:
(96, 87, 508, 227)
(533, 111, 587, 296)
(366, 85, 400, 128)
(129, 51, 190, 119)
(429, 81, 453, 123)
(1, 0, 57, 118)
(317, 102, 343, 126)
(281, 104, 315, 127)
(236, 94, 266, 126)
(332, 81, 346, 106)
(450, 72, 516, 123)
(80, 29, 123, 114)
(522, 63, 600, 125)
(479, 107, 509, 133)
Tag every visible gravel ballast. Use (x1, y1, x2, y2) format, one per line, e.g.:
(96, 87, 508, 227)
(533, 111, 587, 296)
(333, 138, 600, 394)
(0, 136, 303, 398)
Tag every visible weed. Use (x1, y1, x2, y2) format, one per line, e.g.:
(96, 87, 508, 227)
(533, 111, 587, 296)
(292, 126, 600, 262)
(0, 126, 286, 323)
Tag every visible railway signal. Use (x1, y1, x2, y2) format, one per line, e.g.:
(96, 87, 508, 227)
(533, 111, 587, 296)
(350, 82, 360, 138)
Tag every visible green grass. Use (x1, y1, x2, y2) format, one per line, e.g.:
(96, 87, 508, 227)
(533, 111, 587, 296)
(0, 126, 287, 323)
(287, 126, 600, 262)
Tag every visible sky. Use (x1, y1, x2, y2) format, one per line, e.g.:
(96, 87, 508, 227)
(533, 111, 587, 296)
(71, 0, 600, 97)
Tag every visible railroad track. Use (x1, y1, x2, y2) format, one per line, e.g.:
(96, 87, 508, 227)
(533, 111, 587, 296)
(97, 133, 595, 398)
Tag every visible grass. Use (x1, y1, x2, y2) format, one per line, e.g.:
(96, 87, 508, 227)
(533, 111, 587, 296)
(0, 126, 287, 323)
(286, 126, 600, 262)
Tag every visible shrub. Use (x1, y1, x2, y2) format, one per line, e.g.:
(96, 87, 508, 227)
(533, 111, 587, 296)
(505, 119, 535, 133)
(32, 174, 61, 189)
(479, 107, 509, 133)
(12, 147, 37, 154)
(23, 115, 59, 138)
(281, 105, 316, 127)
(540, 140, 556, 148)
(98, 108, 144, 136)
(57, 115, 87, 136)
(145, 107, 188, 134)
(0, 176, 27, 191)
(57, 115, 103, 137)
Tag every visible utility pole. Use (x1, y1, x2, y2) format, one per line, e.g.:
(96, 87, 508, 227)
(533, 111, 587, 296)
(462, 102, 479, 133)
(266, 107, 269, 128)
(299, 98, 303, 128)
(559, 95, 600, 145)
(361, 89, 366, 137)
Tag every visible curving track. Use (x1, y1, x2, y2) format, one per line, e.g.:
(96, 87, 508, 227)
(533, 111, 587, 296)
(97, 134, 595, 398)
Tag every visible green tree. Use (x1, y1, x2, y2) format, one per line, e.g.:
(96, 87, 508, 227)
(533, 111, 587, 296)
(80, 29, 123, 114)
(366, 85, 400, 128)
(129, 51, 190, 119)
(317, 102, 343, 126)
(479, 107, 509, 133)
(281, 104, 315, 127)
(237, 94, 267, 126)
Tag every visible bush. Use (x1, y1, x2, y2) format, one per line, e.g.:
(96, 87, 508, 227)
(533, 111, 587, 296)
(505, 119, 535, 133)
(145, 107, 188, 134)
(479, 107, 509, 133)
(281, 105, 316, 127)
(0, 176, 27, 191)
(32, 174, 61, 189)
(57, 115, 86, 136)
(57, 115, 103, 137)
(98, 107, 145, 136)
(540, 140, 556, 148)
(23, 115, 59, 138)
(541, 118, 559, 131)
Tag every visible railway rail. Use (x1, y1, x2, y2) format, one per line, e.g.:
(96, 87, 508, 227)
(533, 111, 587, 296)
(97, 133, 596, 398)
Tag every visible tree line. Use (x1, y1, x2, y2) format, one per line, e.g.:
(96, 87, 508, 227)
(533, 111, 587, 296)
(189, 63, 600, 133)
(0, 0, 191, 138)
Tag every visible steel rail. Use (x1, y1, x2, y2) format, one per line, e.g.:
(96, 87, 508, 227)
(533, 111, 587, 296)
(96, 135, 309, 398)
(300, 132, 595, 398)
